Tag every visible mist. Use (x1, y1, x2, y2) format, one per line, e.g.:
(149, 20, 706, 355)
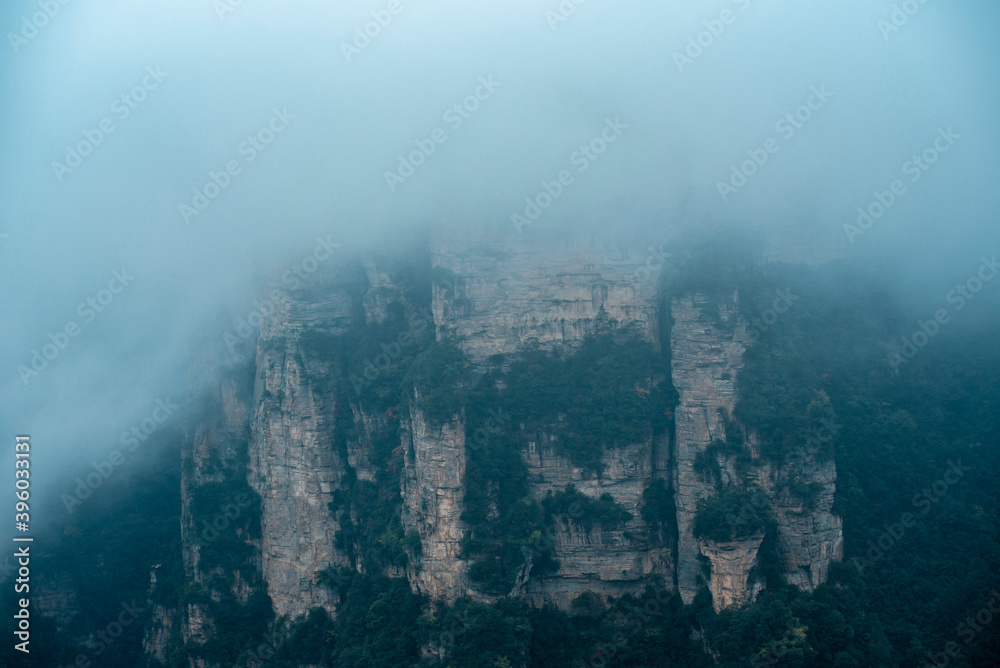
(1, 0, 998, 516)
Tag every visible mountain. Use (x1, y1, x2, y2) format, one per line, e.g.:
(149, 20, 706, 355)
(12, 228, 1000, 668)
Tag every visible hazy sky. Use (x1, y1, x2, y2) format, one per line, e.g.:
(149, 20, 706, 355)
(1, 0, 998, 513)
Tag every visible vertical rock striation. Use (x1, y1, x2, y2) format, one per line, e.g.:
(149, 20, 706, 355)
(698, 536, 766, 612)
(401, 401, 471, 603)
(522, 438, 675, 608)
(248, 286, 355, 618)
(430, 229, 661, 361)
(767, 450, 843, 592)
(671, 292, 755, 607)
(143, 231, 845, 666)
(670, 291, 843, 611)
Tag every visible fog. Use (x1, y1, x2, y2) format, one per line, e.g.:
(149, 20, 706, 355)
(1, 0, 998, 517)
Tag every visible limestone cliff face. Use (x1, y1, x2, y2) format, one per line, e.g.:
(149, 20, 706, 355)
(522, 438, 674, 608)
(248, 286, 355, 618)
(426, 232, 677, 607)
(763, 446, 843, 592)
(401, 400, 471, 603)
(145, 232, 845, 664)
(671, 293, 756, 608)
(670, 292, 843, 612)
(142, 569, 173, 666)
(152, 339, 266, 667)
(698, 536, 766, 612)
(430, 229, 661, 361)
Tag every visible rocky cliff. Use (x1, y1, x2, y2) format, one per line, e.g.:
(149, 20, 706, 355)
(522, 437, 674, 608)
(401, 401, 471, 602)
(670, 292, 759, 609)
(150, 230, 842, 663)
(138, 337, 268, 667)
(430, 228, 662, 360)
(249, 286, 354, 618)
(670, 291, 842, 612)
(762, 441, 844, 592)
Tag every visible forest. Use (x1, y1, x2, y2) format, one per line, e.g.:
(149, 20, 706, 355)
(6, 249, 1000, 668)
